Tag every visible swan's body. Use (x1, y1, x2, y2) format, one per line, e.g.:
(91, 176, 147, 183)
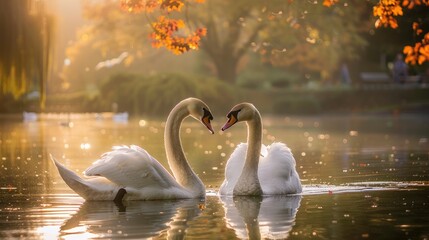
(219, 143, 302, 195)
(219, 103, 302, 196)
(52, 98, 214, 201)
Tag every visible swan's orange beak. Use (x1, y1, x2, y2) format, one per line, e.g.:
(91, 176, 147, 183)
(221, 115, 237, 131)
(202, 116, 214, 134)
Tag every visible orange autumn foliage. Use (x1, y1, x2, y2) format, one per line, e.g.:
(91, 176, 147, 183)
(373, 0, 403, 29)
(160, 0, 185, 12)
(119, 0, 429, 64)
(119, 0, 206, 54)
(403, 33, 429, 65)
(323, 0, 339, 7)
(150, 16, 207, 54)
(372, 0, 429, 64)
(120, 0, 159, 13)
(402, 0, 429, 8)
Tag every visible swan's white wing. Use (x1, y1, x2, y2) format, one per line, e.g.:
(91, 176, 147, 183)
(260, 142, 295, 179)
(84, 145, 180, 189)
(259, 142, 302, 194)
(219, 143, 248, 195)
(51, 155, 121, 200)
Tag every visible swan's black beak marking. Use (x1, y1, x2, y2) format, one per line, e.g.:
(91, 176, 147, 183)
(202, 108, 214, 134)
(221, 109, 240, 131)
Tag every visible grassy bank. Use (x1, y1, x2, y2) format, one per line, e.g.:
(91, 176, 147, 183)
(2, 73, 428, 116)
(253, 87, 429, 115)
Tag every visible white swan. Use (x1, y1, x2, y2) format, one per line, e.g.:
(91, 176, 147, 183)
(52, 98, 214, 201)
(219, 103, 302, 195)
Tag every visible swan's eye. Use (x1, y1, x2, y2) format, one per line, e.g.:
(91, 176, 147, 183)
(202, 108, 215, 134)
(202, 108, 213, 121)
(227, 109, 241, 119)
(221, 109, 241, 131)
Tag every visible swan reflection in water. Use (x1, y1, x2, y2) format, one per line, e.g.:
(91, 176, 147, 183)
(221, 195, 302, 239)
(60, 198, 204, 239)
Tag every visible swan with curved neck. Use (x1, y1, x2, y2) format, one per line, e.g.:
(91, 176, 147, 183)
(52, 98, 214, 201)
(219, 103, 302, 196)
(164, 98, 213, 196)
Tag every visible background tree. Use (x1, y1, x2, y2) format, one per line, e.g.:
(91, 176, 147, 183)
(60, 1, 145, 94)
(194, 1, 270, 84)
(64, 0, 429, 88)
(71, 0, 368, 85)
(0, 0, 54, 110)
(130, 0, 368, 84)
(253, 1, 368, 82)
(62, 0, 205, 95)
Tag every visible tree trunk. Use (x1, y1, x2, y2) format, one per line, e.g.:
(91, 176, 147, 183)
(213, 55, 238, 84)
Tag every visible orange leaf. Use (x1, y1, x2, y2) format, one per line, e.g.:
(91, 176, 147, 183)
(375, 19, 382, 28)
(424, 33, 429, 43)
(323, 0, 337, 7)
(419, 45, 429, 58)
(403, 45, 413, 54)
(392, 5, 403, 15)
(418, 55, 426, 65)
(373, 6, 382, 17)
(389, 18, 398, 28)
(414, 42, 422, 51)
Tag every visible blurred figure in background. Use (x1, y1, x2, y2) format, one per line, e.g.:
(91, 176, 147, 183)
(340, 62, 352, 85)
(393, 53, 408, 84)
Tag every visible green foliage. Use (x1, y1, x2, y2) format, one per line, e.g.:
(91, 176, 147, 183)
(196, 0, 369, 83)
(71, 0, 370, 85)
(0, 0, 54, 109)
(237, 67, 305, 89)
(262, 1, 368, 81)
(4, 78, 429, 116)
(46, 91, 101, 113)
(98, 73, 237, 116)
(0, 94, 23, 113)
(236, 72, 269, 89)
(270, 71, 303, 88)
(273, 96, 322, 115)
(269, 87, 429, 115)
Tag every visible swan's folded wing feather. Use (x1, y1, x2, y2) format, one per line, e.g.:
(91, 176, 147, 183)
(260, 142, 296, 179)
(219, 143, 248, 195)
(224, 143, 247, 180)
(84, 145, 179, 189)
(259, 142, 302, 194)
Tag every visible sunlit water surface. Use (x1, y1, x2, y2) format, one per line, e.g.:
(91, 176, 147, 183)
(1, 113, 428, 239)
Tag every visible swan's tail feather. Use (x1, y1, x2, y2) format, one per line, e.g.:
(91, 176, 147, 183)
(50, 154, 92, 199)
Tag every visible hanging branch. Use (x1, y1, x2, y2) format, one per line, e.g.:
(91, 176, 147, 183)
(119, 0, 206, 54)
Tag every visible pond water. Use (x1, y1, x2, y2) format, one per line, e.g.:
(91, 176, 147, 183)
(0, 113, 428, 239)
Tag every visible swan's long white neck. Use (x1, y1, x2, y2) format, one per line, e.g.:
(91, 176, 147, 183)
(245, 117, 262, 175)
(164, 101, 205, 196)
(234, 108, 263, 195)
